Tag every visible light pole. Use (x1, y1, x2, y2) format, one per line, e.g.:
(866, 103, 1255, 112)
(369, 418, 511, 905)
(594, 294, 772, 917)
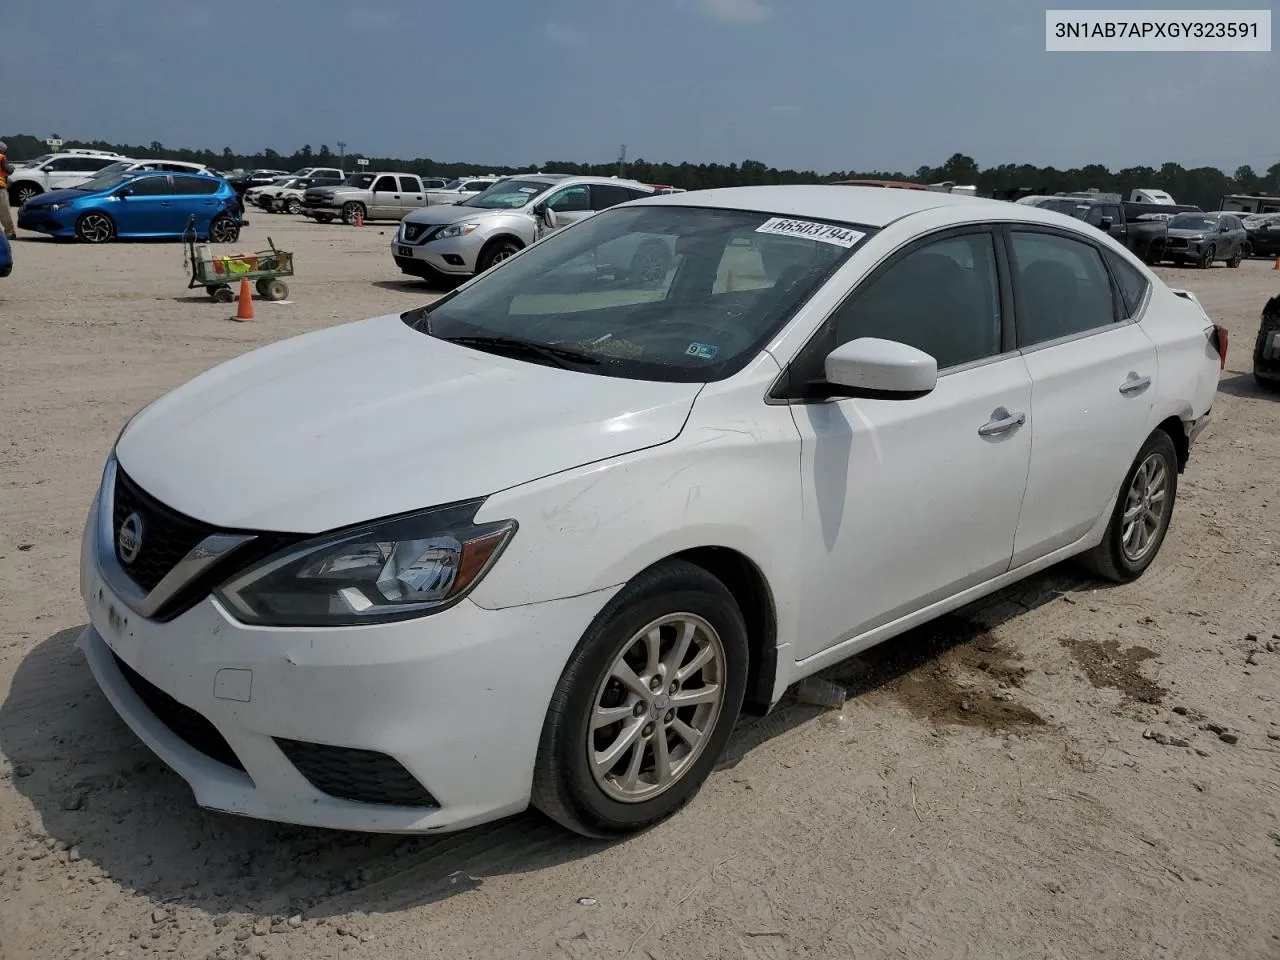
(337, 141, 346, 171)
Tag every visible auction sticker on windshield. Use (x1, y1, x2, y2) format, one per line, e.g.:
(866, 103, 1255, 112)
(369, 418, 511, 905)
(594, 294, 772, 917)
(755, 218, 866, 247)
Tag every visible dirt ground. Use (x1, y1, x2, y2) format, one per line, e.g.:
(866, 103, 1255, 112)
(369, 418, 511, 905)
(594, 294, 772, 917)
(1, 214, 1278, 960)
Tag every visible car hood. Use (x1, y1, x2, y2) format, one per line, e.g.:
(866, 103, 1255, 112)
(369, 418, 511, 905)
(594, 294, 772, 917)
(1166, 228, 1213, 239)
(23, 187, 93, 207)
(402, 204, 519, 227)
(114, 313, 702, 533)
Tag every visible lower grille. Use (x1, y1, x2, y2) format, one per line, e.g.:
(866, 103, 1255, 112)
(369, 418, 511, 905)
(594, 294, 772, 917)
(274, 739, 437, 807)
(113, 652, 245, 772)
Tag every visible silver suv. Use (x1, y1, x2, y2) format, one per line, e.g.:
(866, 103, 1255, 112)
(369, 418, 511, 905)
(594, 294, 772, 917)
(301, 172, 428, 224)
(392, 175, 658, 282)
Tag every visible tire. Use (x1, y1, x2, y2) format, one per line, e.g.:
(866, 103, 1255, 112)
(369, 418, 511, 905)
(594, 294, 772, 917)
(1077, 429, 1179, 583)
(477, 238, 522, 273)
(341, 202, 365, 225)
(208, 215, 239, 244)
(285, 198, 301, 215)
(75, 211, 115, 244)
(1197, 245, 1215, 269)
(1227, 246, 1243, 268)
(1143, 246, 1163, 266)
(264, 279, 288, 301)
(255, 279, 271, 297)
(12, 183, 41, 207)
(211, 285, 235, 303)
(628, 240, 673, 289)
(531, 559, 749, 838)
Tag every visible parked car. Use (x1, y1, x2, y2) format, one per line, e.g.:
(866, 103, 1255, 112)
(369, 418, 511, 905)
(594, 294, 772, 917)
(301, 172, 428, 224)
(264, 175, 343, 214)
(1243, 212, 1280, 258)
(76, 185, 1222, 838)
(17, 170, 245, 244)
(0, 232, 11, 278)
(1159, 211, 1248, 268)
(1253, 293, 1280, 388)
(227, 169, 291, 196)
(394, 175, 656, 282)
(292, 166, 344, 182)
(8, 149, 132, 206)
(423, 176, 503, 205)
(244, 177, 295, 208)
(92, 159, 215, 180)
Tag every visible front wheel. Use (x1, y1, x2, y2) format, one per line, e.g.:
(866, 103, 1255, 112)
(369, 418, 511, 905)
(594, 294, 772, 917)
(208, 215, 239, 244)
(477, 238, 521, 273)
(75, 211, 115, 244)
(531, 560, 749, 838)
(1077, 429, 1179, 583)
(12, 184, 41, 207)
(285, 198, 301, 215)
(1197, 245, 1215, 269)
(341, 202, 365, 225)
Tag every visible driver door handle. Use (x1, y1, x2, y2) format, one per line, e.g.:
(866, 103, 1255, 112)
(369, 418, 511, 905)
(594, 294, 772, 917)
(1119, 374, 1152, 396)
(978, 408, 1026, 437)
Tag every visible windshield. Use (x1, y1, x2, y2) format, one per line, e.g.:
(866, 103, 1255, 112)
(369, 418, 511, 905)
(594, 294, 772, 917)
(402, 205, 869, 383)
(1169, 214, 1219, 231)
(74, 173, 132, 193)
(457, 179, 549, 209)
(340, 174, 375, 188)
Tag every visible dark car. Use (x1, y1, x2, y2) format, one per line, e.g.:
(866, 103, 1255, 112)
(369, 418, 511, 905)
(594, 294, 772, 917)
(0, 231, 11, 278)
(1243, 213, 1280, 258)
(228, 169, 291, 196)
(1254, 293, 1280, 389)
(1162, 211, 1248, 268)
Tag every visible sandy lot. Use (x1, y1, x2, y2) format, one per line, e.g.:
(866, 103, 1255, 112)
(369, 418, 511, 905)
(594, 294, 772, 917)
(1, 214, 1278, 960)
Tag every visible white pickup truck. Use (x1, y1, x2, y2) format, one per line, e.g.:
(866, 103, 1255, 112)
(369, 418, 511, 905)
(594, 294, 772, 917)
(423, 176, 502, 205)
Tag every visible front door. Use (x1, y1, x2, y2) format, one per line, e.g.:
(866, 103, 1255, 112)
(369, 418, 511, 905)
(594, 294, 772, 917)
(542, 184, 593, 234)
(780, 229, 1034, 661)
(111, 175, 180, 235)
(1005, 227, 1158, 565)
(370, 175, 401, 219)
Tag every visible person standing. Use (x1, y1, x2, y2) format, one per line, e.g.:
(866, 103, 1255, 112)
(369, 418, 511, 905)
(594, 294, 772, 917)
(0, 142, 16, 239)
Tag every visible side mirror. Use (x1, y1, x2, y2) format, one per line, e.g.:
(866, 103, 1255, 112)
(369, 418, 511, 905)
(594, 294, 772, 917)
(1099, 216, 1114, 230)
(116, 187, 132, 198)
(534, 202, 557, 230)
(822, 337, 937, 399)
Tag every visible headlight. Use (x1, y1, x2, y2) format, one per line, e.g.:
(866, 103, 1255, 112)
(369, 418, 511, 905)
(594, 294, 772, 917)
(433, 222, 480, 241)
(214, 500, 516, 627)
(50, 203, 66, 211)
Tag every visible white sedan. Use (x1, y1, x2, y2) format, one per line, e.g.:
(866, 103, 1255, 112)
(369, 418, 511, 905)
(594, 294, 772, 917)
(78, 185, 1223, 837)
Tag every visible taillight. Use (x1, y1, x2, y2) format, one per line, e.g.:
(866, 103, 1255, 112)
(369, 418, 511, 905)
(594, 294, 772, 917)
(1210, 324, 1228, 370)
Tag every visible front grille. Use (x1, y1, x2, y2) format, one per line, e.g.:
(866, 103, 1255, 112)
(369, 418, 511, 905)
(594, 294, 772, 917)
(402, 222, 426, 242)
(1166, 238, 1188, 248)
(274, 739, 438, 807)
(113, 469, 216, 593)
(113, 652, 246, 772)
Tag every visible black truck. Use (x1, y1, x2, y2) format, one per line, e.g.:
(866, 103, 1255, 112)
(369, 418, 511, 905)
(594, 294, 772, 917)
(1061, 198, 1203, 265)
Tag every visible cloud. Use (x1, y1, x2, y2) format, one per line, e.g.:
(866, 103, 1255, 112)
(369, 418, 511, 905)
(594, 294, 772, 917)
(693, 0, 772, 23)
(541, 21, 587, 46)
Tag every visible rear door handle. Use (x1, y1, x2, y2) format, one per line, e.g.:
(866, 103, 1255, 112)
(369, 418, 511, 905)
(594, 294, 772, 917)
(1119, 374, 1152, 396)
(978, 407, 1026, 437)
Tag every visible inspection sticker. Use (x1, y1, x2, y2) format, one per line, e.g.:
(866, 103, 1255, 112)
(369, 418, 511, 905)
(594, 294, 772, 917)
(755, 217, 865, 248)
(685, 342, 719, 360)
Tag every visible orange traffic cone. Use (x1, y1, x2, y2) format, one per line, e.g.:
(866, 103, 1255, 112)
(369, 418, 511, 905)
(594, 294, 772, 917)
(232, 277, 255, 321)
(1273, 255, 1279, 270)
(354, 209, 364, 228)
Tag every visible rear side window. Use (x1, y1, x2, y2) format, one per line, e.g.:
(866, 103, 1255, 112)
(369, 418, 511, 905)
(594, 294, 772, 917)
(1010, 231, 1118, 346)
(173, 176, 219, 195)
(1104, 250, 1150, 318)
(399, 176, 420, 192)
(590, 184, 636, 210)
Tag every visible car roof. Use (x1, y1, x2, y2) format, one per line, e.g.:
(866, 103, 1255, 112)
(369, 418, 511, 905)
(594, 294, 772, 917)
(631, 184, 1007, 227)
(126, 169, 221, 181)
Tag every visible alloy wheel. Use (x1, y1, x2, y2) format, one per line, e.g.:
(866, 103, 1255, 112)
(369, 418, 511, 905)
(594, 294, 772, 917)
(1121, 453, 1169, 562)
(588, 613, 727, 804)
(77, 213, 113, 243)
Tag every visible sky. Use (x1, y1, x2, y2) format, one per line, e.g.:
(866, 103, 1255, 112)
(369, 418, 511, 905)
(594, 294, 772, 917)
(1, 0, 1275, 174)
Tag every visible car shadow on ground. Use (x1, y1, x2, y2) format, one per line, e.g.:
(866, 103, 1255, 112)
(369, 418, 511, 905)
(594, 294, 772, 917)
(0, 564, 1101, 920)
(1217, 371, 1277, 399)
(370, 279, 456, 295)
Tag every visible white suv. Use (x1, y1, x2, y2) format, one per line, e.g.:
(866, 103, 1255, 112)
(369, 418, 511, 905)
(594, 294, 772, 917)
(8, 150, 132, 205)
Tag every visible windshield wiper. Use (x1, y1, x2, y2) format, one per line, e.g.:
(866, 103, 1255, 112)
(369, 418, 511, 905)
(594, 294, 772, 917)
(443, 335, 600, 369)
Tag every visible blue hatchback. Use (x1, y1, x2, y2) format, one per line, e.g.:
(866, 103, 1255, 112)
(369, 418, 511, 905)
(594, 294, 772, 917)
(17, 170, 246, 244)
(0, 232, 11, 278)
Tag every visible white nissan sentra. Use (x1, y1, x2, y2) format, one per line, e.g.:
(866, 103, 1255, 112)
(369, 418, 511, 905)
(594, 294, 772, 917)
(78, 186, 1223, 838)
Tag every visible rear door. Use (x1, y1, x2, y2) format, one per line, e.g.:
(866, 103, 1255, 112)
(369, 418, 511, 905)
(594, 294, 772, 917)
(171, 175, 222, 233)
(1007, 226, 1158, 567)
(397, 175, 425, 214)
(370, 175, 400, 218)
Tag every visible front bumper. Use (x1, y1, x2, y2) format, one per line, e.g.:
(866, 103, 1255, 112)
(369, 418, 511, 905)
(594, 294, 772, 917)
(16, 207, 72, 235)
(77, 482, 616, 834)
(390, 233, 482, 277)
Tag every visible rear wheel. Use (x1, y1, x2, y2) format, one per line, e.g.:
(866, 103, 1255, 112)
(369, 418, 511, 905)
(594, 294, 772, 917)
(1077, 430, 1179, 583)
(208, 215, 239, 243)
(264, 279, 288, 301)
(531, 560, 748, 838)
(1227, 246, 1243, 268)
(75, 211, 115, 244)
(210, 284, 235, 303)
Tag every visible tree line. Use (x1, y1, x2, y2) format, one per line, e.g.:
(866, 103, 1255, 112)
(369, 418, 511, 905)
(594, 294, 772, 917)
(4, 133, 1277, 212)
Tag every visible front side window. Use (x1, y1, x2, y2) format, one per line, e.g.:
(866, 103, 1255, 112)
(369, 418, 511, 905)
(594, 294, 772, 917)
(1010, 231, 1117, 346)
(546, 185, 590, 212)
(126, 176, 175, 197)
(803, 232, 1003, 383)
(373, 175, 397, 192)
(342, 174, 376, 189)
(402, 206, 867, 383)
